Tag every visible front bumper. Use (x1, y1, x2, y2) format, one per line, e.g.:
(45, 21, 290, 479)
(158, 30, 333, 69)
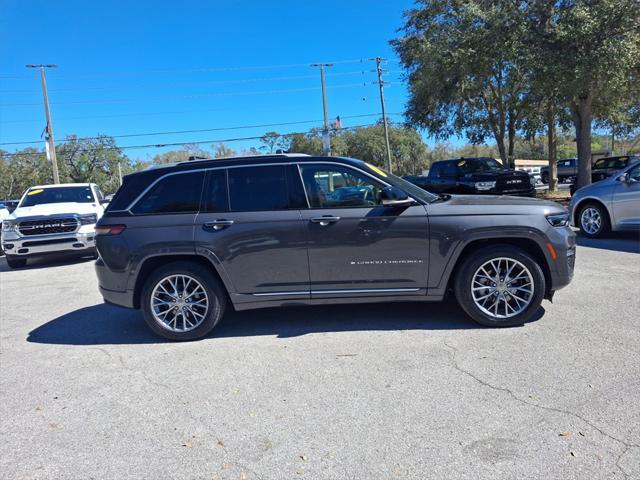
(1, 226, 96, 256)
(547, 225, 576, 292)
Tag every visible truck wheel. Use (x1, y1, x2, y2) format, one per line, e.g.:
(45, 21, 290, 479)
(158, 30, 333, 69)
(141, 261, 226, 341)
(541, 172, 549, 184)
(454, 245, 545, 327)
(5, 255, 27, 269)
(578, 202, 610, 238)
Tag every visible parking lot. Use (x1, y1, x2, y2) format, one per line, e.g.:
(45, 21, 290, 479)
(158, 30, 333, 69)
(0, 235, 639, 480)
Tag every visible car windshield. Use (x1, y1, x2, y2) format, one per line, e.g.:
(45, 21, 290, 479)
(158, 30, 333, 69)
(357, 161, 439, 203)
(457, 158, 506, 174)
(20, 186, 95, 207)
(594, 157, 628, 169)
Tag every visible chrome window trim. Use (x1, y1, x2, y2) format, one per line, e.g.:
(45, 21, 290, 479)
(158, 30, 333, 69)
(122, 160, 407, 213)
(124, 168, 209, 213)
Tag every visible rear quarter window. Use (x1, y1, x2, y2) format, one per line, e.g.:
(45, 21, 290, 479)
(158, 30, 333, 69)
(131, 171, 205, 215)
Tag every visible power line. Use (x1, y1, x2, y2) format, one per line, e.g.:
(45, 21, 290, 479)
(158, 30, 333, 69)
(0, 71, 373, 95)
(0, 59, 375, 81)
(0, 122, 386, 158)
(2, 82, 378, 107)
(0, 113, 404, 146)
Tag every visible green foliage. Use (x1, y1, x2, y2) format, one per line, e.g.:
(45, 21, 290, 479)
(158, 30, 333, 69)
(286, 123, 430, 174)
(1, 135, 140, 199)
(392, 0, 531, 163)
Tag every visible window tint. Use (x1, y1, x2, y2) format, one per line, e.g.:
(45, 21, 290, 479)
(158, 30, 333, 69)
(433, 161, 457, 176)
(228, 165, 289, 211)
(203, 169, 228, 213)
(132, 171, 204, 215)
(300, 164, 384, 208)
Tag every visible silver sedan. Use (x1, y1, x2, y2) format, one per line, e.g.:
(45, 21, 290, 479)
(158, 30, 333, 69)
(569, 161, 640, 237)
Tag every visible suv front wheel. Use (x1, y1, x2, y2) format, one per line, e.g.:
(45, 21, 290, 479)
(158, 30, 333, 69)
(141, 261, 226, 341)
(454, 246, 545, 327)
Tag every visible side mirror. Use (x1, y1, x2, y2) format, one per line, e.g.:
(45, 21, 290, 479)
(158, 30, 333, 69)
(617, 173, 630, 183)
(380, 186, 414, 207)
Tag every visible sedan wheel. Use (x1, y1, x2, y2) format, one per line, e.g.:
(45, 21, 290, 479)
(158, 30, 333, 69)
(578, 203, 610, 238)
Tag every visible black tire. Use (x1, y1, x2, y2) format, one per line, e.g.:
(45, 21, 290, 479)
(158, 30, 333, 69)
(578, 202, 610, 238)
(5, 255, 27, 269)
(541, 172, 549, 184)
(140, 261, 226, 341)
(453, 245, 546, 327)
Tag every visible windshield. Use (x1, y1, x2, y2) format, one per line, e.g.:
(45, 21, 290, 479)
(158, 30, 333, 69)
(594, 157, 628, 169)
(358, 161, 438, 203)
(20, 186, 95, 207)
(457, 158, 506, 174)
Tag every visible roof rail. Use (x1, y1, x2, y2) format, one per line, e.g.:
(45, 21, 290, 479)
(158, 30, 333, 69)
(176, 152, 311, 165)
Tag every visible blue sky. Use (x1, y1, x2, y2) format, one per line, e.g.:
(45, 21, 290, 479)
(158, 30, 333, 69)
(0, 0, 445, 160)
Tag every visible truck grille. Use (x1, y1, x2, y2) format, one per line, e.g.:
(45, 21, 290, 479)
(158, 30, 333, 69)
(495, 176, 529, 193)
(18, 217, 79, 236)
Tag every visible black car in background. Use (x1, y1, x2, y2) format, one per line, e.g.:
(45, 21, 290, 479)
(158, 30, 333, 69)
(405, 157, 535, 196)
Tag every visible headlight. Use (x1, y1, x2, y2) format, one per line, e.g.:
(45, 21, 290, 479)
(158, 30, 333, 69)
(79, 214, 98, 225)
(546, 213, 569, 227)
(475, 181, 496, 191)
(2, 220, 16, 232)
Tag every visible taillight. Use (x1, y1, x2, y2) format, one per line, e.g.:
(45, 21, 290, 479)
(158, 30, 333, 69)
(95, 224, 126, 236)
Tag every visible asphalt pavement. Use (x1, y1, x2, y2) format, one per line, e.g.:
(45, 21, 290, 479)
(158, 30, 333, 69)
(0, 235, 639, 480)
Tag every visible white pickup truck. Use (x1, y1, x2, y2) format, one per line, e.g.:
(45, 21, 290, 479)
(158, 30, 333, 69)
(1, 183, 108, 269)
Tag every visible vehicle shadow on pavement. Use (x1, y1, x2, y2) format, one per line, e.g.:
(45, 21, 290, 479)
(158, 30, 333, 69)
(27, 300, 543, 345)
(0, 254, 96, 272)
(576, 232, 640, 254)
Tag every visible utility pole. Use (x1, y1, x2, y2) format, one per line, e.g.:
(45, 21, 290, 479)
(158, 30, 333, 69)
(311, 63, 333, 156)
(26, 64, 60, 184)
(371, 57, 392, 173)
(117, 162, 123, 186)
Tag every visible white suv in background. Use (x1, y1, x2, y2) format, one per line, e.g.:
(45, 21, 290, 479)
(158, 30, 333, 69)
(1, 183, 107, 269)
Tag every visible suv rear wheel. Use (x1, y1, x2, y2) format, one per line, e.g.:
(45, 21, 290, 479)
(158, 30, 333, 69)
(5, 255, 27, 269)
(454, 246, 545, 327)
(141, 261, 226, 341)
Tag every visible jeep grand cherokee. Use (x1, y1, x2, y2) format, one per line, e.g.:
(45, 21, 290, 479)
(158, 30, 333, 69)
(95, 154, 575, 340)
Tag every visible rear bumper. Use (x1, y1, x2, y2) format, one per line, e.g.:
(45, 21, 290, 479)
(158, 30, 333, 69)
(95, 257, 136, 308)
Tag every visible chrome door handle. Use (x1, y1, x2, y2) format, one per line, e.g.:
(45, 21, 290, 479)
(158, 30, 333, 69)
(203, 220, 234, 231)
(310, 216, 341, 226)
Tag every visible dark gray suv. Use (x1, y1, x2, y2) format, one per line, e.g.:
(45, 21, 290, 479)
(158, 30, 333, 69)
(95, 154, 575, 340)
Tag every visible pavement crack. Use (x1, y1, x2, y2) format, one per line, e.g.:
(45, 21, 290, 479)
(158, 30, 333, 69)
(443, 340, 639, 461)
(117, 354, 170, 390)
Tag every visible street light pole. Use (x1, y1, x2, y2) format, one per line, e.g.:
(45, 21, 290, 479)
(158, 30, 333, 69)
(26, 64, 60, 184)
(311, 63, 333, 156)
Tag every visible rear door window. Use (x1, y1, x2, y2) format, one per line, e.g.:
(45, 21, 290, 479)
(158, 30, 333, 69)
(228, 165, 302, 212)
(202, 169, 229, 213)
(131, 171, 205, 215)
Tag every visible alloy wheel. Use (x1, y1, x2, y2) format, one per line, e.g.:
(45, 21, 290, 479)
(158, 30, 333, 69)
(580, 207, 602, 235)
(150, 274, 209, 332)
(471, 257, 534, 319)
